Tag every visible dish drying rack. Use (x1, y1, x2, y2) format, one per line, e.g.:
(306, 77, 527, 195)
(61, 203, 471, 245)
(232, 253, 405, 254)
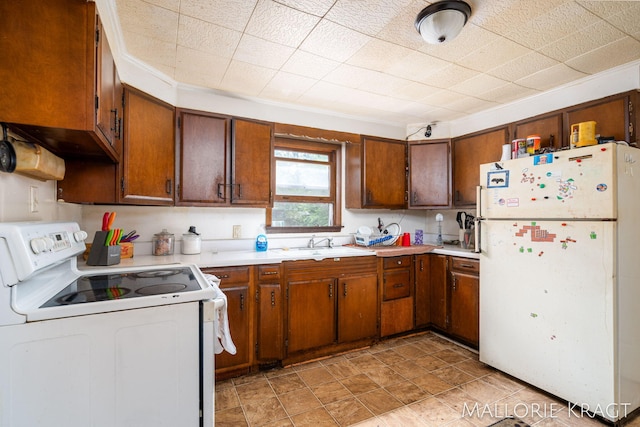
(354, 232, 399, 247)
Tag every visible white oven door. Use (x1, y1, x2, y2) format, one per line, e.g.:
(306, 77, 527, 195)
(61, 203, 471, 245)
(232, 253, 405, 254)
(0, 302, 202, 427)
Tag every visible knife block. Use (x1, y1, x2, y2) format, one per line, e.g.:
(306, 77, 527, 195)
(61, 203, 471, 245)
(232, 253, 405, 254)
(86, 231, 121, 266)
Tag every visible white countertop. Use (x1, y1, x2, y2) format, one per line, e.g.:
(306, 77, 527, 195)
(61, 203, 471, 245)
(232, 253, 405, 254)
(78, 243, 477, 271)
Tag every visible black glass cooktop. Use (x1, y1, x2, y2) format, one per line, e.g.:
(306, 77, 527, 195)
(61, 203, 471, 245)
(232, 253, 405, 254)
(41, 267, 203, 307)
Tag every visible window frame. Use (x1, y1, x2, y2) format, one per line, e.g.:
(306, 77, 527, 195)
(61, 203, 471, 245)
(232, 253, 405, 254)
(266, 138, 342, 233)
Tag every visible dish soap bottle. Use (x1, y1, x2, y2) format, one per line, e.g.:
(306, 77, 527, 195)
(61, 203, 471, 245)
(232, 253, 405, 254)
(255, 234, 268, 252)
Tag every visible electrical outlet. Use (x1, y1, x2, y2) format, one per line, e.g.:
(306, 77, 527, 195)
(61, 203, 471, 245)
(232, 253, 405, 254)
(232, 225, 241, 239)
(29, 186, 39, 213)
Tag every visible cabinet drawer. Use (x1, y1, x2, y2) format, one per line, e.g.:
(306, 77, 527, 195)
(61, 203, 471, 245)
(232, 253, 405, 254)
(450, 257, 479, 275)
(257, 264, 281, 281)
(382, 255, 412, 270)
(202, 266, 251, 285)
(383, 270, 411, 300)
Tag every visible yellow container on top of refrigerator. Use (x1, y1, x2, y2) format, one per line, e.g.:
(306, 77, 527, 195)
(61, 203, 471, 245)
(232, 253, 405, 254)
(570, 121, 597, 147)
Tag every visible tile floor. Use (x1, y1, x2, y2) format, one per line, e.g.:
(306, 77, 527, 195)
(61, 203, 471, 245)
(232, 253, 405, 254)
(215, 332, 638, 426)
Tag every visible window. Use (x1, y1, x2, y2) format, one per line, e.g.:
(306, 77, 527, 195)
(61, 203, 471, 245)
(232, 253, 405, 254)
(266, 139, 341, 233)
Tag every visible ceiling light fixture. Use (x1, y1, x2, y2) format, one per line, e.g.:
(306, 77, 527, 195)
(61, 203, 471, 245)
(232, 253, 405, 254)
(415, 1, 471, 44)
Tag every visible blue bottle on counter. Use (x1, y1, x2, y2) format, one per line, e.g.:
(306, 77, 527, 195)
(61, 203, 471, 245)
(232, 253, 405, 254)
(255, 234, 268, 252)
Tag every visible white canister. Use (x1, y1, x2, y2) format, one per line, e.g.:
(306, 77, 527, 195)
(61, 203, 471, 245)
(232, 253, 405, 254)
(181, 226, 201, 255)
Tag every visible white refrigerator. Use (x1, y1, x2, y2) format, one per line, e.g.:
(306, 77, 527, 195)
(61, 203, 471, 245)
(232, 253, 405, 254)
(477, 142, 640, 422)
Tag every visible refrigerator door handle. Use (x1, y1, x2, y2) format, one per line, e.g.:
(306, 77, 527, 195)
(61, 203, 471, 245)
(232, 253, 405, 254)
(475, 185, 483, 254)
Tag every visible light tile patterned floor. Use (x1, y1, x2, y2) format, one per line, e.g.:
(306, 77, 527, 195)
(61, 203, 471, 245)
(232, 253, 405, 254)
(215, 332, 638, 426)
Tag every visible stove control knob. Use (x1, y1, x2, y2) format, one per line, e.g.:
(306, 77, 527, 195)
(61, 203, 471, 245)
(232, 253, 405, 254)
(73, 230, 88, 242)
(30, 238, 47, 254)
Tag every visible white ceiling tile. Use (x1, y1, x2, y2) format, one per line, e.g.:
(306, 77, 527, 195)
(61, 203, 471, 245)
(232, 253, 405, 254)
(471, 0, 565, 34)
(504, 2, 601, 50)
(300, 20, 372, 62)
(456, 36, 531, 73)
(601, 3, 640, 37)
(325, 0, 414, 36)
(281, 51, 341, 80)
(394, 82, 442, 101)
(274, 0, 336, 17)
(134, 0, 181, 12)
(538, 21, 626, 62)
(376, 0, 431, 50)
(515, 63, 588, 91)
(174, 46, 230, 87)
(116, 0, 179, 43)
(487, 52, 559, 82)
(385, 51, 450, 82)
(418, 25, 502, 64)
(418, 64, 479, 89)
(179, 0, 257, 31)
(234, 34, 295, 69)
(451, 73, 510, 97)
(478, 83, 540, 104)
(218, 60, 277, 95)
(445, 96, 498, 115)
(347, 39, 414, 73)
(245, 0, 320, 47)
(177, 15, 241, 58)
(259, 71, 316, 102)
(565, 36, 640, 74)
(419, 89, 465, 106)
(121, 30, 177, 69)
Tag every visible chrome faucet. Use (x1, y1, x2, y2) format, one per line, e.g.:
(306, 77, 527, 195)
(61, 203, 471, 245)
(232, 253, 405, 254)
(307, 235, 334, 248)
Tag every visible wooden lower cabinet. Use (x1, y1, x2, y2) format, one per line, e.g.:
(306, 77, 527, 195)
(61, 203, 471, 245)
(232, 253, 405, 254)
(284, 256, 378, 364)
(414, 254, 432, 328)
(380, 256, 413, 337)
(449, 257, 479, 346)
(427, 255, 479, 347)
(201, 266, 253, 378)
(337, 274, 378, 343)
(256, 264, 283, 364)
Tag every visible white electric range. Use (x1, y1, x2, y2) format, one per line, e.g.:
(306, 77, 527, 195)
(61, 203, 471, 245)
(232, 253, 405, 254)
(0, 221, 223, 427)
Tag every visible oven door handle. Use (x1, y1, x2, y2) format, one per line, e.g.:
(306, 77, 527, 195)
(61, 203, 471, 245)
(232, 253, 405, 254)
(201, 299, 223, 426)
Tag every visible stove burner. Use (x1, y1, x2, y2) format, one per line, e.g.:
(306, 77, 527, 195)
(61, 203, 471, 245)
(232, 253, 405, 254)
(136, 283, 188, 296)
(58, 287, 131, 304)
(131, 269, 181, 279)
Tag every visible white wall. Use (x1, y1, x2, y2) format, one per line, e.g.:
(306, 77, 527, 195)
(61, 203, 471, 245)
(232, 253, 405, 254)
(0, 173, 81, 223)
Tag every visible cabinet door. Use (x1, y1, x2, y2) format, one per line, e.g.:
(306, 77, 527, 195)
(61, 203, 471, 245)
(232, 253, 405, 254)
(257, 283, 283, 361)
(565, 95, 628, 143)
(363, 137, 406, 208)
(95, 16, 120, 154)
(337, 273, 377, 343)
(346, 136, 406, 209)
(452, 127, 508, 207)
(231, 119, 273, 206)
(382, 270, 411, 300)
(429, 254, 448, 330)
(414, 254, 431, 328)
(449, 271, 479, 346)
(513, 113, 562, 150)
(0, 0, 118, 161)
(176, 110, 230, 205)
(409, 140, 450, 208)
(380, 298, 413, 337)
(287, 278, 336, 354)
(215, 285, 252, 371)
(120, 87, 175, 205)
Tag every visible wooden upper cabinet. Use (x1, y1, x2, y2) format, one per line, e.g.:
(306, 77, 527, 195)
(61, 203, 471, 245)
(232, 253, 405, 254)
(564, 93, 634, 145)
(0, 0, 119, 161)
(120, 87, 175, 205)
(95, 17, 122, 157)
(408, 140, 451, 209)
(176, 110, 230, 206)
(512, 113, 563, 150)
(231, 119, 273, 206)
(346, 136, 407, 209)
(452, 126, 509, 207)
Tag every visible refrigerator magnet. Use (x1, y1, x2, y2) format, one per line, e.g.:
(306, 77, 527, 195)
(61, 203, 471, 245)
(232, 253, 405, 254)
(487, 170, 509, 188)
(533, 153, 553, 165)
